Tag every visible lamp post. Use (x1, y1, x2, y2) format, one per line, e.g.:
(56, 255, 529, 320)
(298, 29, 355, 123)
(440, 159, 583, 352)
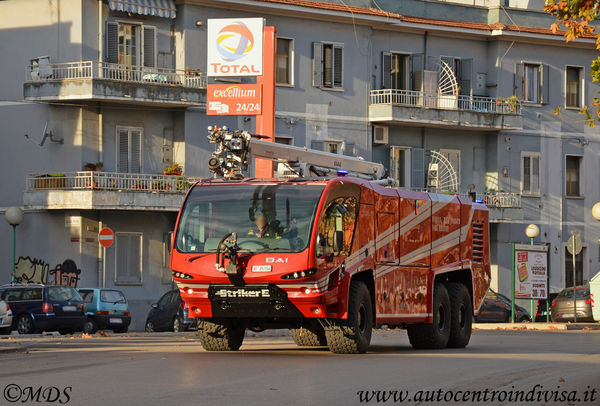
(4, 207, 24, 285)
(525, 224, 540, 322)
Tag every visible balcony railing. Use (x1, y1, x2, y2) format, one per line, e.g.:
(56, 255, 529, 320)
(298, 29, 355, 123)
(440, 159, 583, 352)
(474, 192, 521, 209)
(27, 172, 204, 193)
(370, 89, 521, 115)
(26, 61, 207, 89)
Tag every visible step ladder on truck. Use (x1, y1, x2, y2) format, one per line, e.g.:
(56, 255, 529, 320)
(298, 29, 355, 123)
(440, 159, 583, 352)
(169, 126, 491, 353)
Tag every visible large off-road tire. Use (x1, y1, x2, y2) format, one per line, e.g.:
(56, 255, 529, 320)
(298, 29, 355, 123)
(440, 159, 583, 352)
(325, 281, 373, 354)
(446, 282, 473, 348)
(407, 283, 451, 349)
(197, 319, 245, 351)
(290, 322, 327, 347)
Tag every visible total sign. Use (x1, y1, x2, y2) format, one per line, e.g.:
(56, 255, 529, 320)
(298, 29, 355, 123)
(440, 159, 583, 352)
(207, 18, 263, 77)
(207, 84, 262, 115)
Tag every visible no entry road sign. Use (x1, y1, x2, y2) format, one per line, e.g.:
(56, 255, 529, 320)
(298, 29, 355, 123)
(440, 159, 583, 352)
(98, 227, 114, 248)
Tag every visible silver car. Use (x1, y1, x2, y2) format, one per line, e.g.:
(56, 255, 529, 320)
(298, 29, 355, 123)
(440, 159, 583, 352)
(551, 285, 594, 322)
(0, 300, 13, 334)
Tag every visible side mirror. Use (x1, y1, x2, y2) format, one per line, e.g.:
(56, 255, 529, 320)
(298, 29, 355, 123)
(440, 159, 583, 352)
(333, 230, 344, 254)
(317, 233, 327, 247)
(151, 303, 159, 309)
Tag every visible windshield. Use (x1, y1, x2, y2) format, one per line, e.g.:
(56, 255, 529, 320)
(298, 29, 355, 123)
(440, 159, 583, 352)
(101, 290, 127, 303)
(175, 184, 325, 253)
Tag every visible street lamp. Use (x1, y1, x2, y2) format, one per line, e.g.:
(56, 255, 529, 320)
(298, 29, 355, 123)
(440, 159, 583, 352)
(4, 207, 24, 284)
(525, 224, 539, 246)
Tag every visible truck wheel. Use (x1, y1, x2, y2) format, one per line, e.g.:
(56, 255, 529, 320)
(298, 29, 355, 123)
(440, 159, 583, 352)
(290, 323, 327, 347)
(83, 318, 98, 334)
(197, 319, 245, 351)
(446, 283, 473, 348)
(325, 281, 373, 354)
(407, 283, 451, 349)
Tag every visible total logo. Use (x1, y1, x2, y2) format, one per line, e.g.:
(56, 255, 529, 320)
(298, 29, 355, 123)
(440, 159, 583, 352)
(207, 18, 263, 77)
(216, 22, 254, 61)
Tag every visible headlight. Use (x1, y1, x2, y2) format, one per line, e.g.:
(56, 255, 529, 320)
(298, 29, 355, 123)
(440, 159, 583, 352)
(281, 268, 317, 280)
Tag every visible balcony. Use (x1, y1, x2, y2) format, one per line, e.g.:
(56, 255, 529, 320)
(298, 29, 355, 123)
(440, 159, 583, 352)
(475, 191, 523, 222)
(23, 172, 204, 211)
(23, 60, 206, 107)
(369, 89, 523, 130)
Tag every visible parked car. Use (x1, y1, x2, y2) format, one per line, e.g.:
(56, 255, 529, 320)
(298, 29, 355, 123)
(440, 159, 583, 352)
(551, 285, 594, 322)
(534, 293, 559, 322)
(77, 288, 131, 334)
(0, 284, 86, 334)
(145, 289, 196, 332)
(0, 300, 13, 335)
(475, 289, 531, 323)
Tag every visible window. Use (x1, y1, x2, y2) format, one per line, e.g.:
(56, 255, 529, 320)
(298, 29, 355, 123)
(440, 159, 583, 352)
(100, 290, 126, 303)
(565, 247, 585, 287)
(117, 126, 142, 173)
(276, 38, 293, 86)
(22, 288, 42, 300)
(566, 66, 583, 108)
(390, 146, 411, 188)
(441, 56, 473, 96)
(521, 152, 541, 195)
(48, 287, 82, 302)
(439, 149, 461, 190)
(79, 290, 94, 303)
(316, 197, 358, 258)
(565, 155, 582, 197)
(106, 22, 156, 67)
(157, 291, 170, 307)
(382, 53, 410, 90)
(115, 232, 143, 285)
(275, 136, 293, 145)
(312, 42, 343, 89)
(324, 141, 342, 155)
(516, 62, 549, 104)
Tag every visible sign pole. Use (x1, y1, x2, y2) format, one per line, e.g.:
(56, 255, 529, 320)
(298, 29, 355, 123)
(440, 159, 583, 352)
(102, 246, 106, 288)
(530, 238, 535, 322)
(511, 243, 516, 323)
(546, 242, 551, 323)
(254, 26, 276, 178)
(572, 236, 577, 323)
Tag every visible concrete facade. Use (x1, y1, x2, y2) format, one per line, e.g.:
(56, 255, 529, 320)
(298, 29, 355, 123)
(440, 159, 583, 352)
(1, 0, 599, 329)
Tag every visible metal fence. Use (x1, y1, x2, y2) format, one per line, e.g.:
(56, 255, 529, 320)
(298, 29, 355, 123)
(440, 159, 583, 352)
(26, 61, 207, 89)
(370, 89, 521, 115)
(27, 172, 204, 193)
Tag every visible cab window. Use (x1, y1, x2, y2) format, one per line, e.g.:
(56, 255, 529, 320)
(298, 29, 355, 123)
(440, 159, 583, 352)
(317, 197, 357, 257)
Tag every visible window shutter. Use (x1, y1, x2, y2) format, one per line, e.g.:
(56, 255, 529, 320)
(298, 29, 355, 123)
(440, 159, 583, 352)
(540, 63, 549, 104)
(333, 46, 343, 88)
(411, 53, 424, 91)
(460, 58, 473, 96)
(323, 45, 332, 87)
(118, 128, 129, 173)
(142, 26, 156, 68)
(382, 52, 392, 89)
(344, 142, 355, 157)
(410, 147, 425, 189)
(311, 140, 324, 151)
(514, 63, 524, 100)
(130, 130, 142, 173)
(312, 42, 323, 87)
(106, 22, 118, 64)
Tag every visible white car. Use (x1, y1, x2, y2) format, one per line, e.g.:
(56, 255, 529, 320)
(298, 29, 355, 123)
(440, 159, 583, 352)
(0, 300, 13, 335)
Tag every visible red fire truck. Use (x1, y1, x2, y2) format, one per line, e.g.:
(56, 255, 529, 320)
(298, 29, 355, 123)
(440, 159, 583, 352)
(170, 128, 490, 353)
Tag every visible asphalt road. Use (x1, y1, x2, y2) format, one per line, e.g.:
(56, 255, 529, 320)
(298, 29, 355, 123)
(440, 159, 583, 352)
(0, 329, 599, 406)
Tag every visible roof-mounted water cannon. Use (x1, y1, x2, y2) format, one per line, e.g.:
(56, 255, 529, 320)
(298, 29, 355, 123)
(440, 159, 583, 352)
(206, 125, 388, 181)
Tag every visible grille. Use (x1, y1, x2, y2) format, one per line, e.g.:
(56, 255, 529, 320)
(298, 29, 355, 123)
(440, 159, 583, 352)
(472, 223, 485, 263)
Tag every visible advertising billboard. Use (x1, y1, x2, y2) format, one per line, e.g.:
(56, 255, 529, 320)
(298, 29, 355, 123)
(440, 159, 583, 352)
(514, 244, 548, 299)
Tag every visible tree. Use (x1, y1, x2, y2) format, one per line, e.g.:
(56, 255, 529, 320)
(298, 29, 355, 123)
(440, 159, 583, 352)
(545, 0, 600, 126)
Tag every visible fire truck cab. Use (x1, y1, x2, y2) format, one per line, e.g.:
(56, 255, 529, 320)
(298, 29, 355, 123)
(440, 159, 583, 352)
(170, 174, 490, 354)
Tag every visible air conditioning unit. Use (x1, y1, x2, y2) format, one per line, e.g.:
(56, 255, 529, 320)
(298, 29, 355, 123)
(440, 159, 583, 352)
(427, 163, 439, 188)
(373, 126, 389, 145)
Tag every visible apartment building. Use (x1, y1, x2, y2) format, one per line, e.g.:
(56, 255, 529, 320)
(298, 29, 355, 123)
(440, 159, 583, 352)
(1, 0, 599, 329)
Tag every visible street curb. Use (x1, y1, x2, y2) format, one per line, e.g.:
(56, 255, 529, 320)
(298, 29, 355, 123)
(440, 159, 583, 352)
(472, 323, 568, 331)
(566, 323, 600, 330)
(0, 345, 27, 354)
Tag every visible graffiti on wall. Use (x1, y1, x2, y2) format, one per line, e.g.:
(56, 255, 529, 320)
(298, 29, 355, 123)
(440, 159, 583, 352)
(14, 257, 81, 287)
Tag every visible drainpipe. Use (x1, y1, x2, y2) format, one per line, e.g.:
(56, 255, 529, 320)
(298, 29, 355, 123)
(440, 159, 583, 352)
(98, 0, 103, 62)
(421, 31, 428, 149)
(97, 216, 103, 287)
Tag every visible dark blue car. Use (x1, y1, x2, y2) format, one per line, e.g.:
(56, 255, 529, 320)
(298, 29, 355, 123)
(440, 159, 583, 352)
(0, 284, 86, 334)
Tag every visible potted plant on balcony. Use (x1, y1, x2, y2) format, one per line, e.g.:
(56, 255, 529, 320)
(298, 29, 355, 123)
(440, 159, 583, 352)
(185, 66, 191, 75)
(95, 161, 103, 171)
(84, 162, 96, 171)
(164, 163, 183, 176)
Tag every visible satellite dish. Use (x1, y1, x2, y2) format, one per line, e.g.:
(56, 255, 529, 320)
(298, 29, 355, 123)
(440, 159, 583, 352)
(24, 122, 63, 146)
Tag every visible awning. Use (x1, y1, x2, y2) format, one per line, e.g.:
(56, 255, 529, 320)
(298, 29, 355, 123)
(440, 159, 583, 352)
(108, 0, 176, 19)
